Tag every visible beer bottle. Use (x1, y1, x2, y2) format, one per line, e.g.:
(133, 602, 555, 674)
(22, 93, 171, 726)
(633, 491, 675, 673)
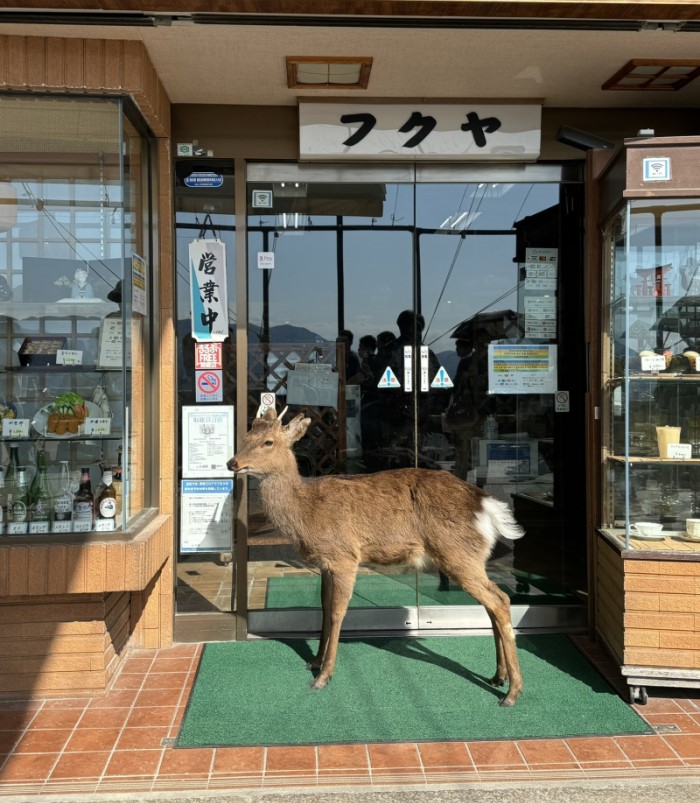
(0, 466, 6, 535)
(53, 462, 72, 520)
(30, 454, 53, 531)
(72, 466, 94, 529)
(96, 469, 117, 531)
(11, 466, 30, 524)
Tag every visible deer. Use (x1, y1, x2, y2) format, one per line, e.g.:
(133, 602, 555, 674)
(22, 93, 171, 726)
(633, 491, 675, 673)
(228, 407, 526, 707)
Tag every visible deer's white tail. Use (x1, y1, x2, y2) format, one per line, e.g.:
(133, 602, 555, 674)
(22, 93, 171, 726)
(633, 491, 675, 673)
(476, 496, 526, 551)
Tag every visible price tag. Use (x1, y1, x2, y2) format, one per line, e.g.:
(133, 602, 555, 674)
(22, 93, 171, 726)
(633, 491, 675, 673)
(29, 521, 50, 534)
(72, 520, 92, 533)
(666, 443, 692, 460)
(641, 354, 666, 372)
(84, 418, 112, 436)
(2, 418, 30, 438)
(56, 349, 83, 366)
(7, 522, 28, 535)
(94, 519, 116, 532)
(52, 521, 72, 534)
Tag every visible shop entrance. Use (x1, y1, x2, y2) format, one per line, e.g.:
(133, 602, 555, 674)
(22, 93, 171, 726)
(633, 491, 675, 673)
(243, 162, 587, 637)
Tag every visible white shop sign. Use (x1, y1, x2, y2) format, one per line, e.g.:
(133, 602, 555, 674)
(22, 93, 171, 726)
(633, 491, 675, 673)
(299, 102, 541, 161)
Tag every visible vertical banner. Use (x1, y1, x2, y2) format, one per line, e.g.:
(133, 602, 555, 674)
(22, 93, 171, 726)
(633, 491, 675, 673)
(189, 239, 229, 342)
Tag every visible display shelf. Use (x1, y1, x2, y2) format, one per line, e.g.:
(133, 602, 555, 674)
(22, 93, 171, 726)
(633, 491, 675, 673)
(607, 455, 700, 464)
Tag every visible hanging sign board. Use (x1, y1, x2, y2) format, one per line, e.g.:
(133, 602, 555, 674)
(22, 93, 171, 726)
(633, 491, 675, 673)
(179, 479, 233, 553)
(189, 239, 229, 342)
(299, 102, 541, 161)
(182, 405, 234, 478)
(184, 172, 224, 188)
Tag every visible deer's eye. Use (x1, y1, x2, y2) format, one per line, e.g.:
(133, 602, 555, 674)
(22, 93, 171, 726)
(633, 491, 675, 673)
(263, 440, 274, 447)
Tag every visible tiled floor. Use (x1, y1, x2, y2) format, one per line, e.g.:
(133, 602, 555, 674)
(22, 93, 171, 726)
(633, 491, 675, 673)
(0, 637, 699, 796)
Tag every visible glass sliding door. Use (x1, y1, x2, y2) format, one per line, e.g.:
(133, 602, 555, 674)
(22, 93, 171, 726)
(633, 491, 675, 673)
(243, 162, 587, 637)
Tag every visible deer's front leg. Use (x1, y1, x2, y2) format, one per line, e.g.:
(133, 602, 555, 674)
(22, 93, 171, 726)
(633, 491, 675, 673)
(310, 568, 356, 690)
(307, 569, 332, 671)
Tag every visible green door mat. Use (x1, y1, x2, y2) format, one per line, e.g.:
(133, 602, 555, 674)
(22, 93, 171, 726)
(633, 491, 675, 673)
(176, 635, 650, 747)
(265, 572, 582, 608)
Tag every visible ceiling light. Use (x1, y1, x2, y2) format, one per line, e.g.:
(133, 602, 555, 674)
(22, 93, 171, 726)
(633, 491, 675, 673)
(602, 59, 700, 91)
(286, 57, 373, 89)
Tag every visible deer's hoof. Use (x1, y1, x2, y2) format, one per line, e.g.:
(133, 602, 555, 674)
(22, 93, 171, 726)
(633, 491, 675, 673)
(310, 675, 330, 690)
(498, 689, 521, 707)
(306, 659, 322, 671)
(489, 674, 506, 688)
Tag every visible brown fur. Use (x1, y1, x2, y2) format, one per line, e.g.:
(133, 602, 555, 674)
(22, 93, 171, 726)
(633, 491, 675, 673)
(229, 409, 525, 706)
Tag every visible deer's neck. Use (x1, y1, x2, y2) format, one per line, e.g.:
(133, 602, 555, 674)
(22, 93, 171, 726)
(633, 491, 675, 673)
(259, 470, 309, 544)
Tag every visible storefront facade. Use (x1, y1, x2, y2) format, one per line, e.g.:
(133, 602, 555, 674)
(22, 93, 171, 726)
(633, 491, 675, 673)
(1, 1, 699, 699)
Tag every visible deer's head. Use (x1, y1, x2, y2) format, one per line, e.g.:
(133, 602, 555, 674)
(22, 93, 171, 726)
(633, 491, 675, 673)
(227, 408, 311, 476)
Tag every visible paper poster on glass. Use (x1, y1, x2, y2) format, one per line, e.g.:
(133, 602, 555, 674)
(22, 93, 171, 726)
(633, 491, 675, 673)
(189, 239, 229, 342)
(179, 479, 233, 553)
(488, 343, 558, 394)
(132, 254, 147, 316)
(97, 317, 123, 369)
(182, 405, 234, 478)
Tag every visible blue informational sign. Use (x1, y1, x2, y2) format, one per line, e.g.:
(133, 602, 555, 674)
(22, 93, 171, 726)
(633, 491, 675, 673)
(184, 172, 224, 188)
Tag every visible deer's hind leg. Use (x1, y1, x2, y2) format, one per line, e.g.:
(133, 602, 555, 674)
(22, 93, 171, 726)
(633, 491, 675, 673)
(307, 569, 332, 671)
(446, 560, 523, 707)
(309, 565, 357, 690)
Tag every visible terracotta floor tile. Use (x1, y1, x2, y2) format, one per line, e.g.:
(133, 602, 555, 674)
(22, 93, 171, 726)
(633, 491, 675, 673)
(49, 750, 110, 780)
(578, 760, 634, 770)
(158, 747, 214, 775)
(418, 741, 473, 769)
(126, 707, 177, 728)
(213, 746, 265, 774)
(79, 708, 130, 729)
(565, 736, 628, 763)
(516, 739, 577, 766)
(65, 727, 123, 752)
(27, 708, 84, 731)
(0, 712, 31, 732)
(317, 767, 372, 782)
(663, 733, 700, 758)
(112, 674, 145, 691)
(14, 728, 72, 754)
(41, 699, 87, 711)
(317, 743, 368, 771)
(142, 672, 189, 691)
(89, 690, 139, 709)
(0, 752, 56, 780)
(105, 749, 164, 777)
(151, 657, 194, 673)
(467, 740, 526, 767)
(265, 745, 316, 772)
(367, 743, 420, 769)
(116, 726, 170, 750)
(615, 735, 678, 761)
(120, 657, 154, 674)
(0, 731, 19, 753)
(134, 689, 183, 708)
(633, 696, 684, 715)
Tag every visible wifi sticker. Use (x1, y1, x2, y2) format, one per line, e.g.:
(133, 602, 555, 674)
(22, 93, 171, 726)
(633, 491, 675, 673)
(643, 157, 671, 181)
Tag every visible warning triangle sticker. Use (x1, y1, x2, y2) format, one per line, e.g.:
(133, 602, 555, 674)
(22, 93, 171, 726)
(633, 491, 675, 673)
(377, 367, 401, 389)
(431, 366, 454, 389)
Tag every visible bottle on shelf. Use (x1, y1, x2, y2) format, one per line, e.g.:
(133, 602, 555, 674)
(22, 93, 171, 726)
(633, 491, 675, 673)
(72, 466, 94, 531)
(112, 445, 123, 517)
(52, 460, 73, 533)
(10, 466, 30, 525)
(5, 443, 20, 518)
(30, 451, 53, 533)
(0, 466, 6, 535)
(95, 469, 117, 531)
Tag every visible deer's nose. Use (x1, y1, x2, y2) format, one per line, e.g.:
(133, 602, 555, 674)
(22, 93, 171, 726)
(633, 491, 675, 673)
(227, 457, 238, 472)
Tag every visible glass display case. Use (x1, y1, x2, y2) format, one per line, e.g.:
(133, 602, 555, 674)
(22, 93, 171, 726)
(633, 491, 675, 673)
(602, 195, 700, 551)
(0, 95, 153, 538)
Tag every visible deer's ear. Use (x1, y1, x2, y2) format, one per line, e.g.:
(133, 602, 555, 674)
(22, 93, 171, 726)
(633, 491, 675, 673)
(285, 414, 311, 443)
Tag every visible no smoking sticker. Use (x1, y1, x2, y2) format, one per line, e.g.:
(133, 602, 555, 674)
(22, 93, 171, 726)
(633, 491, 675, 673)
(555, 390, 569, 413)
(196, 369, 223, 402)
